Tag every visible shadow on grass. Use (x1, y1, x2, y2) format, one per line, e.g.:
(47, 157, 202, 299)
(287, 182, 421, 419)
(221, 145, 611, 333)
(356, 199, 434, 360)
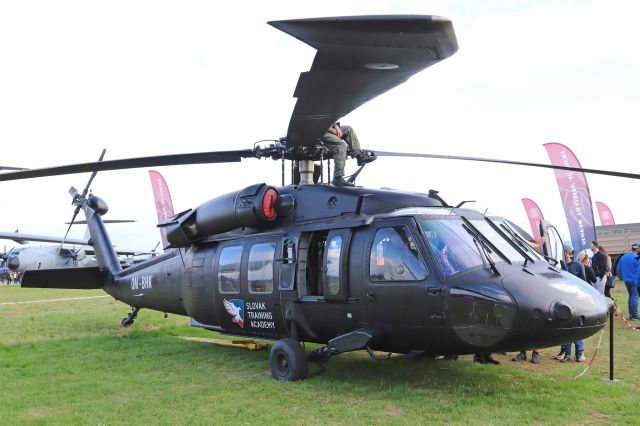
(103, 326, 525, 395)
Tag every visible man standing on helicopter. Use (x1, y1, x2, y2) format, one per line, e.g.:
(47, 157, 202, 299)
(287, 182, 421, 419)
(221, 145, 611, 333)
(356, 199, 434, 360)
(323, 122, 376, 186)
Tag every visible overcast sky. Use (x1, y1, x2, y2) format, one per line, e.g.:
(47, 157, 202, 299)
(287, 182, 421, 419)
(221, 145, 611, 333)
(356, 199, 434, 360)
(1, 0, 639, 251)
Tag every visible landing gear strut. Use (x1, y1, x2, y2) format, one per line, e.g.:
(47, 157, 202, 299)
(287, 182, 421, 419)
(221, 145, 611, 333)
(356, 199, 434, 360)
(121, 307, 140, 327)
(307, 329, 379, 369)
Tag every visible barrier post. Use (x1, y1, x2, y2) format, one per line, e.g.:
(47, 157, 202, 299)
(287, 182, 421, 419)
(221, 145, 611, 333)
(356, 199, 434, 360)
(602, 306, 623, 383)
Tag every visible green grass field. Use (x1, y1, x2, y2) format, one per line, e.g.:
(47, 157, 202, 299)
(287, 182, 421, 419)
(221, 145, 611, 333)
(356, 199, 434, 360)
(1, 284, 639, 425)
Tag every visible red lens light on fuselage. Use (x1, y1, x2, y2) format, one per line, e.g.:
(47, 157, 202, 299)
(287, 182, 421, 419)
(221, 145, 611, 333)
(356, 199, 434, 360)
(262, 188, 278, 220)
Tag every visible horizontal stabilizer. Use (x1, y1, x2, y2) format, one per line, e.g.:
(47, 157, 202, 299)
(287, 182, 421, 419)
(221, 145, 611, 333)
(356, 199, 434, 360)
(0, 230, 89, 246)
(21, 266, 103, 289)
(67, 219, 136, 224)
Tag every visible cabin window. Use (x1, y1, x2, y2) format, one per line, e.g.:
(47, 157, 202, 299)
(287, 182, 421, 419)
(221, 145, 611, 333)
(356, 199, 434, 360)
(369, 226, 428, 282)
(248, 242, 275, 294)
(326, 235, 342, 296)
(218, 245, 242, 294)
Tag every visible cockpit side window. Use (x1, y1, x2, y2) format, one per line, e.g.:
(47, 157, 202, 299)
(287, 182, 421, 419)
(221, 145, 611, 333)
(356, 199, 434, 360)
(369, 226, 428, 282)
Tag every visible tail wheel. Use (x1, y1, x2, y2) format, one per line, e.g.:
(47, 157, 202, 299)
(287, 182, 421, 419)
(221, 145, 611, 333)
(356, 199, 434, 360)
(269, 338, 308, 381)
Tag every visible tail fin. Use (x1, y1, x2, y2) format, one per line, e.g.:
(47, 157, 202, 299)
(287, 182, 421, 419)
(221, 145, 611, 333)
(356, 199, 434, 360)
(148, 170, 175, 250)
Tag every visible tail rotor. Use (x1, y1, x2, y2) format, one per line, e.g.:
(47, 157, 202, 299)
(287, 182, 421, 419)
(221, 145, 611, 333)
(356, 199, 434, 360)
(60, 149, 106, 247)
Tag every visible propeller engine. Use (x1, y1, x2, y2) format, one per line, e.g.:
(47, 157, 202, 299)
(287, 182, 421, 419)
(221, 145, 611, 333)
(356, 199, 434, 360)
(60, 247, 87, 266)
(1, 247, 20, 270)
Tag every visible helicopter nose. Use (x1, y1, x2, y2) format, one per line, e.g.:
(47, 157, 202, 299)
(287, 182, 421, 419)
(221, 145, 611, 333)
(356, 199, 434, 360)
(501, 266, 610, 349)
(446, 281, 518, 349)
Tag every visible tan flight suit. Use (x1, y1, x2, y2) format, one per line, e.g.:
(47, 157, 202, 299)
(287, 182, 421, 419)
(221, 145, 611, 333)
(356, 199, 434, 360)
(322, 125, 361, 178)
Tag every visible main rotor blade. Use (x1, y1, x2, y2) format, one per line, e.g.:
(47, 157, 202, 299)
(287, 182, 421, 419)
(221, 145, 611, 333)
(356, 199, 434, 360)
(0, 165, 28, 171)
(0, 149, 255, 182)
(270, 15, 458, 149)
(374, 151, 640, 180)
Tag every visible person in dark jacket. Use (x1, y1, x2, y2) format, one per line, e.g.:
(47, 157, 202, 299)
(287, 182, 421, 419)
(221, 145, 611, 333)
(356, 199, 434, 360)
(565, 246, 586, 281)
(590, 241, 608, 294)
(579, 252, 597, 285)
(618, 244, 640, 320)
(557, 246, 586, 362)
(599, 245, 615, 299)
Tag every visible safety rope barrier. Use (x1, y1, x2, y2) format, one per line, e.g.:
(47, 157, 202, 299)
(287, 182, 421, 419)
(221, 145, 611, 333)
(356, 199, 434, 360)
(573, 300, 639, 379)
(573, 328, 605, 380)
(612, 300, 640, 331)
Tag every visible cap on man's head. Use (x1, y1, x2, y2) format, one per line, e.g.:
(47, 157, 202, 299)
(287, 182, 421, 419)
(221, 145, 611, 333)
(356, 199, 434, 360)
(632, 243, 640, 250)
(563, 243, 574, 255)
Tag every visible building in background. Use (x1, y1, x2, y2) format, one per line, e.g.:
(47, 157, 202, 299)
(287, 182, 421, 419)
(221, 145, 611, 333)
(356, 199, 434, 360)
(596, 223, 640, 258)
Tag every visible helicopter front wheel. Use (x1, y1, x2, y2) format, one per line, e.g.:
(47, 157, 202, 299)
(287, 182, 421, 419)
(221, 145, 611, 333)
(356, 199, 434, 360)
(121, 307, 140, 327)
(269, 338, 308, 381)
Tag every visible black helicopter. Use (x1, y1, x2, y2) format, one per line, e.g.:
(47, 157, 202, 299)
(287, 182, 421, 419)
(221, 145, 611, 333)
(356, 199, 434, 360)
(2, 15, 633, 381)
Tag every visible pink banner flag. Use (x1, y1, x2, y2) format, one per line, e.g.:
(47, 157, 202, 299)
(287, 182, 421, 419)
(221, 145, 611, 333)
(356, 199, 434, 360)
(521, 198, 544, 241)
(595, 201, 615, 226)
(148, 170, 175, 249)
(543, 142, 596, 253)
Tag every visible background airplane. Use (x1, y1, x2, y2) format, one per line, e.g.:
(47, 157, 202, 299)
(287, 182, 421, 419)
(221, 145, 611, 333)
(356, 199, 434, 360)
(0, 225, 149, 275)
(0, 231, 91, 273)
(1, 171, 173, 275)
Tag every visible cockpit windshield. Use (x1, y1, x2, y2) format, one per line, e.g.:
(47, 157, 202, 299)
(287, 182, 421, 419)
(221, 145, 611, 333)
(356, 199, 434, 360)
(494, 219, 547, 262)
(419, 217, 527, 277)
(469, 220, 527, 263)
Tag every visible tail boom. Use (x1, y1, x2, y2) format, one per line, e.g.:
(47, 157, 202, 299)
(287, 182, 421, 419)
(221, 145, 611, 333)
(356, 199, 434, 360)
(21, 266, 103, 289)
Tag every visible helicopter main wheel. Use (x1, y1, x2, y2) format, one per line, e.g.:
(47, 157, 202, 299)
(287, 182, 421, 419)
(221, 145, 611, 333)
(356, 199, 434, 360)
(269, 338, 308, 381)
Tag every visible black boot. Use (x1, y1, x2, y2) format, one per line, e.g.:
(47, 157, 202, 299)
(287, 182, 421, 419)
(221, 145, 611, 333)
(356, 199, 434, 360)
(512, 351, 527, 362)
(474, 354, 499, 365)
(356, 150, 377, 166)
(331, 176, 354, 187)
(485, 354, 500, 365)
(473, 354, 486, 364)
(530, 351, 541, 364)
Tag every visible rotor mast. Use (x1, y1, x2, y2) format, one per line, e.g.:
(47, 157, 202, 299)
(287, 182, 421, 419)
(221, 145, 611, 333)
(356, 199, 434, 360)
(298, 160, 316, 185)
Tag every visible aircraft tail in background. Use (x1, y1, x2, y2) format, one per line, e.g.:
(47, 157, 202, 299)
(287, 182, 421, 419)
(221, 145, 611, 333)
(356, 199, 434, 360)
(148, 170, 175, 250)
